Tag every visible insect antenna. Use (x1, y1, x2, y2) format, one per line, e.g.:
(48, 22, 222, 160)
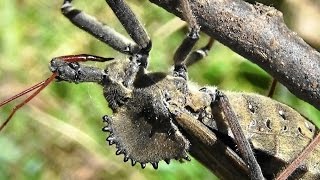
(0, 72, 58, 132)
(276, 133, 320, 180)
(0, 80, 48, 107)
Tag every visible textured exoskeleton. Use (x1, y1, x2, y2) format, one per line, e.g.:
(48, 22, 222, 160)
(50, 55, 320, 179)
(184, 90, 320, 179)
(1, 0, 319, 179)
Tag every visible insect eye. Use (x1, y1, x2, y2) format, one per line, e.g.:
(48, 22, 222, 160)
(67, 62, 80, 70)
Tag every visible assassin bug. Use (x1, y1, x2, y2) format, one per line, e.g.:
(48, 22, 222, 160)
(1, 0, 319, 179)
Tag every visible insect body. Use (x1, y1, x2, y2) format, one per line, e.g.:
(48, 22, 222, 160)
(50, 55, 320, 179)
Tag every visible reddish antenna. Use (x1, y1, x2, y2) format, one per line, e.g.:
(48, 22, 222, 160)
(0, 73, 57, 131)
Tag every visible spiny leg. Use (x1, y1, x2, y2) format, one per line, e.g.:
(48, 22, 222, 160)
(202, 88, 265, 180)
(106, 0, 151, 54)
(61, 0, 139, 55)
(185, 36, 263, 179)
(171, 2, 264, 175)
(185, 38, 215, 67)
(173, 0, 200, 79)
(106, 0, 151, 68)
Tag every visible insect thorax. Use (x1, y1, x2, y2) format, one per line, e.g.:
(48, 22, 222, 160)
(102, 57, 206, 165)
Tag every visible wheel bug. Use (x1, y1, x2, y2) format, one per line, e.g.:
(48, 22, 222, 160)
(1, 0, 319, 179)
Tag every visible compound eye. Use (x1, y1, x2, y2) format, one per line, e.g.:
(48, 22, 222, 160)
(102, 69, 111, 80)
(67, 62, 80, 70)
(102, 75, 112, 84)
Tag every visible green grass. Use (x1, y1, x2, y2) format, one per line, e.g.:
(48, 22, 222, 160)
(0, 0, 319, 180)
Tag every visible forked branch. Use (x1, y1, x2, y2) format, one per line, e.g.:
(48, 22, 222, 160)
(149, 0, 320, 110)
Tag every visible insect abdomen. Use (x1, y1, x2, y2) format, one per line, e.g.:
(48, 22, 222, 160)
(219, 92, 320, 179)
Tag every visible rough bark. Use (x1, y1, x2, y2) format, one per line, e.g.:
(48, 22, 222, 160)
(149, 0, 320, 110)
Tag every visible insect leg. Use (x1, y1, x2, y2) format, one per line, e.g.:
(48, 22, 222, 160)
(106, 0, 152, 56)
(61, 0, 139, 55)
(173, 0, 200, 79)
(205, 88, 265, 180)
(267, 79, 277, 97)
(185, 38, 215, 67)
(167, 103, 249, 179)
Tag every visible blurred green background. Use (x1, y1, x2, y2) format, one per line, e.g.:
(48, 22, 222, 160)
(0, 0, 319, 179)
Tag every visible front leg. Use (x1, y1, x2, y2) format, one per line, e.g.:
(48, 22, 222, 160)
(167, 101, 249, 179)
(61, 0, 139, 55)
(203, 88, 265, 180)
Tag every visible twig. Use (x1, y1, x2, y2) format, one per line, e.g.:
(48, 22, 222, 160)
(149, 0, 320, 110)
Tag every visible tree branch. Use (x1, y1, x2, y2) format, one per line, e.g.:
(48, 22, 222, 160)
(149, 0, 320, 110)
